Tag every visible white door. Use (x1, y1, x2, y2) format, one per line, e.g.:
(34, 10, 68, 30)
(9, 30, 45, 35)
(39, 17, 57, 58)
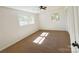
(66, 7, 77, 53)
(73, 7, 79, 52)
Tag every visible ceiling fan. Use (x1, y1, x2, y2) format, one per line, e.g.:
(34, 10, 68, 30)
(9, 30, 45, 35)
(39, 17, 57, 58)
(39, 6, 47, 10)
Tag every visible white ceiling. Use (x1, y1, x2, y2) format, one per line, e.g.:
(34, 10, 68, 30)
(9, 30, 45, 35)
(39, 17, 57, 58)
(6, 6, 40, 13)
(6, 6, 65, 13)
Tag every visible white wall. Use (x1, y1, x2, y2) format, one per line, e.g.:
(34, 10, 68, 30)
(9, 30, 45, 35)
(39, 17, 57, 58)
(0, 7, 39, 51)
(39, 7, 67, 31)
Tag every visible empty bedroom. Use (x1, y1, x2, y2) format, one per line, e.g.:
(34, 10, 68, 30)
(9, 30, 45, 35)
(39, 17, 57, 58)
(0, 6, 79, 53)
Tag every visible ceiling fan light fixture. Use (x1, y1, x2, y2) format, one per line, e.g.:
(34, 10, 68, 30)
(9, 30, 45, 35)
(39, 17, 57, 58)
(40, 6, 47, 10)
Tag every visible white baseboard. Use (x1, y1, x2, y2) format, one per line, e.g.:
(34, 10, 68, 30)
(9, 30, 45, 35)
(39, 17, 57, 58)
(39, 28, 68, 31)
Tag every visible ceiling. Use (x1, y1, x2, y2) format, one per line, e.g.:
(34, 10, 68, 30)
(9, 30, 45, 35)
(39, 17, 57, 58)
(6, 6, 65, 13)
(6, 6, 40, 13)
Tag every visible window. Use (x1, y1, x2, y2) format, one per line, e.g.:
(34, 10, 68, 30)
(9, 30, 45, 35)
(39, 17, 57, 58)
(18, 15, 35, 26)
(51, 13, 59, 21)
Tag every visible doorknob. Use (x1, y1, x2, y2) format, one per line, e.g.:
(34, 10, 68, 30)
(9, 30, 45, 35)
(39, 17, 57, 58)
(72, 41, 79, 49)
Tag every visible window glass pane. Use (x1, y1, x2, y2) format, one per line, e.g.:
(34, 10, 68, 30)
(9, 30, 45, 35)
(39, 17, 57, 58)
(18, 15, 35, 26)
(51, 13, 59, 21)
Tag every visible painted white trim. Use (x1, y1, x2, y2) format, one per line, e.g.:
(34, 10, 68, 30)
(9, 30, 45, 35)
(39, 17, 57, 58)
(66, 7, 77, 53)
